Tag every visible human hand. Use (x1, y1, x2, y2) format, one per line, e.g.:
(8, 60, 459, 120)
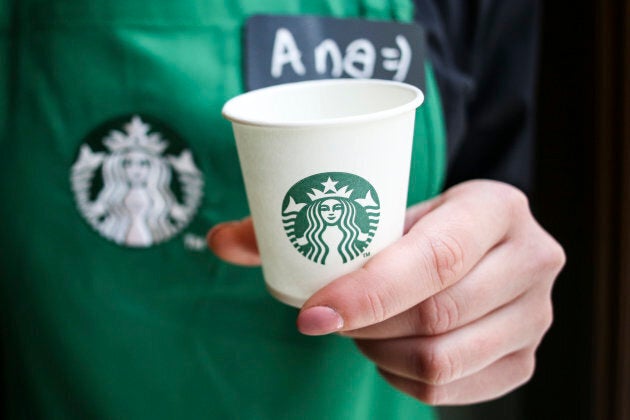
(207, 180, 565, 405)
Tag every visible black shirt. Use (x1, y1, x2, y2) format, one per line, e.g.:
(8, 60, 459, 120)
(414, 0, 539, 192)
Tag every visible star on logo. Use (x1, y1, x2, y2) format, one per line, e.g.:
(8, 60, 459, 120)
(169, 150, 201, 175)
(355, 190, 378, 208)
(321, 177, 338, 193)
(72, 145, 105, 172)
(283, 196, 307, 214)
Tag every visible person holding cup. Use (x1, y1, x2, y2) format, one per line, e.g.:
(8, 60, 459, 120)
(212, 0, 564, 409)
(0, 0, 563, 418)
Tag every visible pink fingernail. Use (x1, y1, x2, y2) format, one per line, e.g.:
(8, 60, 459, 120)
(298, 306, 344, 336)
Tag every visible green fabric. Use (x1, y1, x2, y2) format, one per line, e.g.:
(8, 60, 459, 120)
(0, 0, 445, 418)
(0, 0, 10, 148)
(409, 62, 447, 203)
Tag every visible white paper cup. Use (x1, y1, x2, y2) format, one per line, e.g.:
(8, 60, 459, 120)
(222, 79, 423, 307)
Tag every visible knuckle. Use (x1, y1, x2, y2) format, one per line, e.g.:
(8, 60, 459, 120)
(513, 351, 537, 385)
(424, 233, 465, 289)
(462, 181, 530, 220)
(417, 292, 462, 335)
(542, 236, 567, 274)
(357, 287, 389, 324)
(490, 182, 531, 219)
(521, 229, 566, 280)
(348, 267, 394, 325)
(505, 185, 530, 215)
(534, 298, 554, 337)
(413, 342, 459, 386)
(520, 288, 554, 344)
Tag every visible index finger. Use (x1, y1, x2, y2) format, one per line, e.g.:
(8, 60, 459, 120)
(296, 181, 524, 335)
(207, 218, 261, 266)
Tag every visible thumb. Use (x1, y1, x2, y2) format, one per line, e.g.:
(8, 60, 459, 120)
(207, 218, 261, 266)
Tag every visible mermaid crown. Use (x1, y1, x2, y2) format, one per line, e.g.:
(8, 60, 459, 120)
(104, 115, 168, 155)
(307, 177, 353, 201)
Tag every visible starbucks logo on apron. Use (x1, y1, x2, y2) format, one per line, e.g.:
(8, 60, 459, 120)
(70, 115, 204, 247)
(282, 172, 380, 265)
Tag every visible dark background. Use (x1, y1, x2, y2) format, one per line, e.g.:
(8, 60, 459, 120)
(526, 0, 596, 417)
(441, 1, 599, 419)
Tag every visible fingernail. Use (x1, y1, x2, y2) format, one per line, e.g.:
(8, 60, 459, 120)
(298, 306, 344, 336)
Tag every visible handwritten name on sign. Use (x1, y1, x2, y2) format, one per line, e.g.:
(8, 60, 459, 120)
(271, 28, 412, 81)
(245, 15, 427, 91)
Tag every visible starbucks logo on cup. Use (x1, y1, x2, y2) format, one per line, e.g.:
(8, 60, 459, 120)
(282, 172, 380, 265)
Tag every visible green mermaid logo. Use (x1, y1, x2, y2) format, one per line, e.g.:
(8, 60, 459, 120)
(282, 172, 380, 265)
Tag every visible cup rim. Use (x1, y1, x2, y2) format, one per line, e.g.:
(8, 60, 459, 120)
(221, 79, 424, 128)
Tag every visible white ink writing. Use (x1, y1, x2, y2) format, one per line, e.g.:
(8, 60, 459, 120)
(270, 28, 412, 82)
(381, 35, 412, 81)
(271, 28, 306, 78)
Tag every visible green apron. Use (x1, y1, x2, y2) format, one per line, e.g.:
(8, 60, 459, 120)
(0, 0, 446, 418)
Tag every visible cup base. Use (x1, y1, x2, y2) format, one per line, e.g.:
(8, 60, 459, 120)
(266, 284, 307, 308)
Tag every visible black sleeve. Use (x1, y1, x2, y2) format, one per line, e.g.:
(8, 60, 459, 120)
(413, 0, 540, 193)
